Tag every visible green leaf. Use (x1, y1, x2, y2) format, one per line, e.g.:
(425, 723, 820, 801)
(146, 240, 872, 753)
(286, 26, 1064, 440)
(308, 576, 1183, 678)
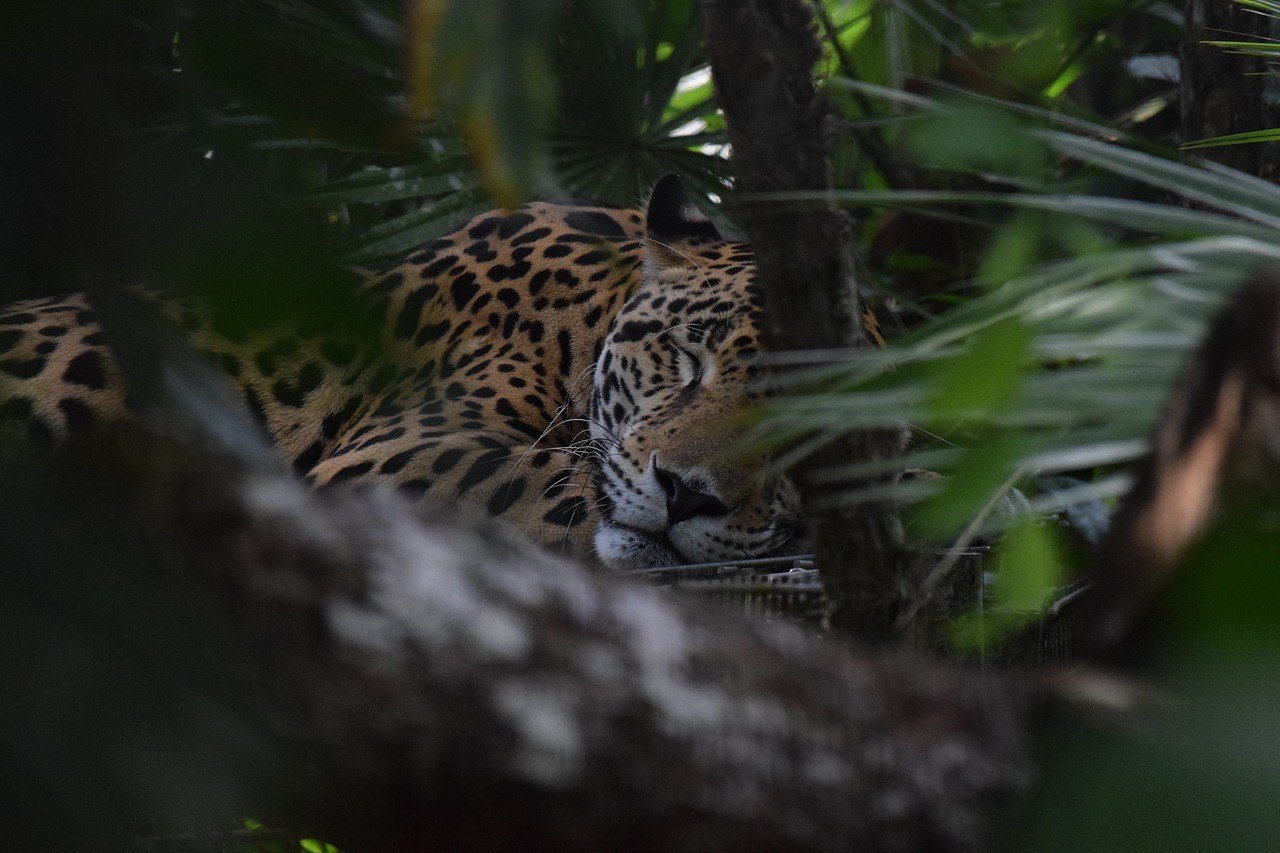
(1234, 0, 1280, 13)
(950, 521, 1067, 650)
(430, 0, 564, 205)
(912, 431, 1028, 539)
(767, 188, 1280, 241)
(990, 521, 1066, 612)
(342, 187, 487, 263)
(906, 101, 1045, 178)
(1040, 130, 1280, 228)
(977, 213, 1045, 287)
(1182, 127, 1280, 149)
(300, 839, 343, 853)
(929, 317, 1032, 421)
(309, 156, 473, 204)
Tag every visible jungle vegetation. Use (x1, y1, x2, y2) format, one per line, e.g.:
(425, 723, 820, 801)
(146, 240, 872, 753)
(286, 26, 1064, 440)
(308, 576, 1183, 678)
(3, 0, 1280, 849)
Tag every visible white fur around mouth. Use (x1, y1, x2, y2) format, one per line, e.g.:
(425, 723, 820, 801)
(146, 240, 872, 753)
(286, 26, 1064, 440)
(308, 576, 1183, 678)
(594, 518, 684, 570)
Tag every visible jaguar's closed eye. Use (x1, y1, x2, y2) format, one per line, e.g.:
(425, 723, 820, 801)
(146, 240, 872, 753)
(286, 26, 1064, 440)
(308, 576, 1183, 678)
(671, 342, 705, 387)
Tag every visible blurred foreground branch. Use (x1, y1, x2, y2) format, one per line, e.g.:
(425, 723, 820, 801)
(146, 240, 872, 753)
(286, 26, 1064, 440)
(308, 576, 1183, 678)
(1083, 274, 1280, 653)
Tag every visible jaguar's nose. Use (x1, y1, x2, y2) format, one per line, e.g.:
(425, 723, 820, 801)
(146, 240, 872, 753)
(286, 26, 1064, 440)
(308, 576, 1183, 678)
(653, 465, 729, 525)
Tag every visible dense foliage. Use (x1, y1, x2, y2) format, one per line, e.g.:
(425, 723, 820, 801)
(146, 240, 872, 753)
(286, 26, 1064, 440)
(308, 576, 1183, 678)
(6, 0, 1278, 648)
(4, 1, 1280, 848)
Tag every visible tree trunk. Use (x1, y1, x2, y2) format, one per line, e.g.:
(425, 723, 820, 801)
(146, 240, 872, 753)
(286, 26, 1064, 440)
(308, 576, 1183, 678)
(1181, 0, 1278, 179)
(699, 0, 910, 641)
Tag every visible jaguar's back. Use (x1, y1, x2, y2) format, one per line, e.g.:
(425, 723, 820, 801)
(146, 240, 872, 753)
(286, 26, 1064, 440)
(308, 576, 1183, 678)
(0, 176, 804, 567)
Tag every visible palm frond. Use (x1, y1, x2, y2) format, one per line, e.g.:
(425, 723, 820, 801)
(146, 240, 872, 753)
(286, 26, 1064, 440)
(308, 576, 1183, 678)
(758, 126, 1280, 542)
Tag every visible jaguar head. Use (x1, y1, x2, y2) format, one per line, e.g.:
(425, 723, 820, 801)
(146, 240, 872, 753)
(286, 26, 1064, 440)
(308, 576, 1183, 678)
(590, 175, 806, 569)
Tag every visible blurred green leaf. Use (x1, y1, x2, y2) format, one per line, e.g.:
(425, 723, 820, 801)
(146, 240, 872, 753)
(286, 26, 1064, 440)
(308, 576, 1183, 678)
(990, 521, 1065, 611)
(182, 0, 405, 149)
(929, 316, 1032, 420)
(1026, 664, 1280, 851)
(1163, 510, 1280, 651)
(912, 431, 1028, 538)
(433, 0, 563, 205)
(950, 520, 1066, 649)
(978, 213, 1046, 285)
(907, 101, 1046, 178)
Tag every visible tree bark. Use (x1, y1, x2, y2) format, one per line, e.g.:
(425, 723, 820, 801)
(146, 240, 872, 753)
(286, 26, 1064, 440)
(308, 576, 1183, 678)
(1181, 0, 1278, 179)
(699, 0, 910, 641)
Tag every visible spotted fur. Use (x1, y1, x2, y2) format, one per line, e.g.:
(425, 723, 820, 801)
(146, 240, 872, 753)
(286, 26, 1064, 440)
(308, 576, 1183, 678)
(0, 175, 803, 567)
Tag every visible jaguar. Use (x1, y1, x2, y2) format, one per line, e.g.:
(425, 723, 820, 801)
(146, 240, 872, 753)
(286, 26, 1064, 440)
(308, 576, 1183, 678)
(0, 174, 805, 568)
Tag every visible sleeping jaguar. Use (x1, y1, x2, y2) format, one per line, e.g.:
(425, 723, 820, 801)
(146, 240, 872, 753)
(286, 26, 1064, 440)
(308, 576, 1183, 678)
(0, 174, 804, 568)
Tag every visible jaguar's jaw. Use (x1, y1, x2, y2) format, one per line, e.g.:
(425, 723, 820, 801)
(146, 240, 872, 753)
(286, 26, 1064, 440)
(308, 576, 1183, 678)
(593, 518, 684, 570)
(591, 471, 808, 570)
(590, 473, 680, 569)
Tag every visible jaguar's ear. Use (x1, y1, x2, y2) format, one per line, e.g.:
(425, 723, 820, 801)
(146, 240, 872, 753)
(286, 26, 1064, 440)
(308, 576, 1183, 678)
(645, 174, 721, 263)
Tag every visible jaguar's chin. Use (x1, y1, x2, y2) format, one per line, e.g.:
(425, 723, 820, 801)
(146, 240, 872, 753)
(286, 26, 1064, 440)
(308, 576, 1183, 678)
(594, 518, 807, 570)
(594, 520, 683, 570)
